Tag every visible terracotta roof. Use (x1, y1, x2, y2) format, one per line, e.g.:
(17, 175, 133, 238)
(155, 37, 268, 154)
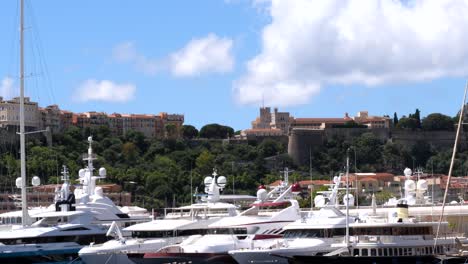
(360, 177, 378, 182)
(244, 128, 282, 132)
(294, 118, 347, 123)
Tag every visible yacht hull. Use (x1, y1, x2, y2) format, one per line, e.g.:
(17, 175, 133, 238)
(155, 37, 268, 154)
(289, 255, 461, 264)
(80, 252, 134, 264)
(129, 252, 236, 264)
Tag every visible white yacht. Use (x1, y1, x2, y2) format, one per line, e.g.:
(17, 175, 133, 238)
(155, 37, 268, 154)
(229, 157, 460, 264)
(132, 169, 301, 264)
(0, 137, 150, 263)
(79, 169, 240, 264)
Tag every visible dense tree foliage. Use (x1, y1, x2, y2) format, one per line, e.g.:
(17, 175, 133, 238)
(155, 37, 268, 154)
(422, 113, 454, 131)
(182, 125, 199, 139)
(396, 116, 419, 130)
(199, 124, 234, 139)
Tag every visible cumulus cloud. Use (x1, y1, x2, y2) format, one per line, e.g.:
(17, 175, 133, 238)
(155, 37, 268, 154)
(235, 0, 468, 106)
(75, 79, 136, 103)
(0, 77, 15, 99)
(112, 34, 234, 77)
(170, 34, 234, 76)
(112, 42, 160, 75)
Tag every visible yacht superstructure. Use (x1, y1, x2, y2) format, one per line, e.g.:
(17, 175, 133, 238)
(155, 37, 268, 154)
(132, 169, 301, 264)
(79, 169, 240, 264)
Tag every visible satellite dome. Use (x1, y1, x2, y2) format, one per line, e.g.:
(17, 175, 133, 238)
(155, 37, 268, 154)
(99, 167, 107, 177)
(31, 176, 41, 187)
(404, 168, 412, 177)
(15, 177, 22, 189)
(217, 176, 227, 188)
(79, 169, 85, 178)
(204, 176, 213, 186)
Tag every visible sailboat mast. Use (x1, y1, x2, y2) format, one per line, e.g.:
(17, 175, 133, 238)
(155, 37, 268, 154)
(345, 149, 350, 247)
(434, 83, 468, 247)
(19, 0, 30, 227)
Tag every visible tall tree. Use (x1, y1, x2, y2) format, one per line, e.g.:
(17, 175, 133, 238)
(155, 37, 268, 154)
(414, 109, 421, 128)
(393, 112, 399, 126)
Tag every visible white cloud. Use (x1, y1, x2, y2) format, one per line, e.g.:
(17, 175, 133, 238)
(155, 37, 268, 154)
(235, 0, 468, 106)
(112, 42, 160, 75)
(170, 34, 234, 77)
(0, 77, 15, 99)
(75, 79, 136, 103)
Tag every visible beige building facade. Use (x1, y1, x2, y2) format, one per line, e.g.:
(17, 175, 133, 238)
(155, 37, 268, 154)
(0, 97, 184, 139)
(0, 97, 41, 131)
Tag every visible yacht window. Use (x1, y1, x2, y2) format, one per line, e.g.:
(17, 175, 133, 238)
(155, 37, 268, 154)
(398, 248, 403, 256)
(62, 227, 90, 231)
(362, 249, 368, 256)
(330, 228, 345, 237)
(132, 230, 174, 238)
(371, 249, 376, 256)
(283, 229, 325, 239)
(353, 249, 359, 256)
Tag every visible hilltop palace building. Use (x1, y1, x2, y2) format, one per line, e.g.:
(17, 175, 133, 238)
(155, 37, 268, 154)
(241, 106, 391, 139)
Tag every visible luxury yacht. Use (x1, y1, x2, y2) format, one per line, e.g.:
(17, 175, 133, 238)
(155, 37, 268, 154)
(229, 168, 460, 264)
(130, 169, 301, 264)
(79, 169, 240, 264)
(0, 137, 150, 263)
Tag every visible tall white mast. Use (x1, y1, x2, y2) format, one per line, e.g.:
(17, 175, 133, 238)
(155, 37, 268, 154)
(345, 149, 350, 247)
(19, 0, 31, 227)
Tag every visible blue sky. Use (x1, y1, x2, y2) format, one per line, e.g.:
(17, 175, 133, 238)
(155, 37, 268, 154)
(0, 0, 467, 130)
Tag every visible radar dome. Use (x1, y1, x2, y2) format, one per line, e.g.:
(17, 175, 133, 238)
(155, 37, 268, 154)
(99, 167, 107, 177)
(79, 169, 85, 178)
(204, 176, 213, 186)
(404, 168, 412, 177)
(217, 176, 227, 188)
(15, 177, 22, 189)
(31, 176, 41, 186)
(257, 188, 268, 202)
(314, 195, 326, 208)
